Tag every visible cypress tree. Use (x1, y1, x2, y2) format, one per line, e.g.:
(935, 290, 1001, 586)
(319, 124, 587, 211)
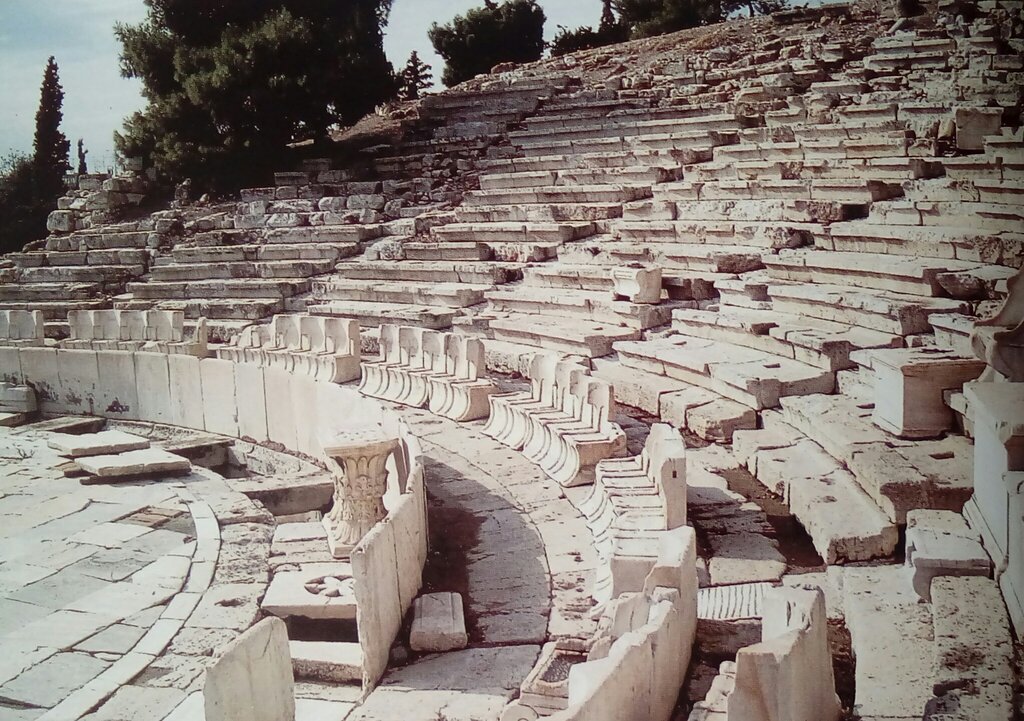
(32, 56, 70, 197)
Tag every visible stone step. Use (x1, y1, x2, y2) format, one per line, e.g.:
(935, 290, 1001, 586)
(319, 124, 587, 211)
(431, 221, 596, 243)
(672, 306, 902, 372)
(613, 219, 819, 250)
(865, 199, 1024, 234)
(125, 297, 284, 321)
(560, 239, 766, 275)
(488, 314, 640, 358)
(485, 285, 677, 330)
(516, 131, 726, 158)
(334, 260, 518, 285)
(900, 178, 1024, 205)
(11, 248, 150, 268)
(843, 566, 936, 719)
(765, 281, 971, 336)
(479, 165, 678, 190)
(0, 299, 109, 321)
(45, 230, 154, 252)
(261, 225, 382, 244)
(684, 157, 942, 182)
(127, 278, 309, 300)
(614, 334, 834, 410)
(732, 420, 898, 563)
(658, 198, 864, 224)
(521, 104, 733, 132)
(307, 301, 456, 329)
(651, 178, 900, 203)
(480, 149, 703, 175)
(779, 393, 974, 523)
(170, 242, 360, 264)
(0, 282, 99, 301)
(510, 113, 742, 146)
(463, 185, 651, 207)
(520, 263, 617, 292)
(149, 259, 335, 282)
(312, 278, 488, 307)
(19, 264, 145, 285)
(763, 249, 987, 297)
(453, 202, 623, 223)
(821, 221, 1024, 267)
(403, 241, 559, 264)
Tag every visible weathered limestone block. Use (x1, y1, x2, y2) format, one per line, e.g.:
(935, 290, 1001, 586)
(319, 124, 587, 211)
(859, 348, 985, 438)
(0, 383, 36, 414)
(77, 448, 192, 481)
(204, 617, 295, 721)
(46, 210, 77, 233)
(971, 267, 1024, 382)
(611, 265, 663, 304)
(0, 310, 45, 345)
(47, 429, 150, 458)
(348, 194, 387, 211)
(409, 592, 468, 652)
(954, 106, 1003, 151)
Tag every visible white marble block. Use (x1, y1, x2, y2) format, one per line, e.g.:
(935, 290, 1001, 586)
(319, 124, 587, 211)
(204, 617, 295, 721)
(47, 430, 150, 458)
(409, 592, 468, 652)
(864, 348, 985, 438)
(0, 382, 37, 413)
(904, 510, 990, 601)
(611, 265, 663, 304)
(77, 448, 192, 480)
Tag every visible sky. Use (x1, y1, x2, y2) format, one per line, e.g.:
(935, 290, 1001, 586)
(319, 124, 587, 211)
(0, 0, 603, 173)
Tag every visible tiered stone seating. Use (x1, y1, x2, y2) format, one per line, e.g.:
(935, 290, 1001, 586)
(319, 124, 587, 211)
(217, 314, 360, 384)
(0, 310, 45, 347)
(0, 220, 165, 336)
(62, 309, 208, 356)
(358, 324, 496, 421)
(482, 352, 625, 486)
(577, 423, 687, 604)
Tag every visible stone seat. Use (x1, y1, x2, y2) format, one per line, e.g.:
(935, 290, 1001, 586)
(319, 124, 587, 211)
(655, 197, 864, 224)
(764, 248, 994, 296)
(0, 298, 109, 322)
(44, 230, 153, 252)
(119, 297, 286, 325)
(218, 314, 360, 384)
(487, 314, 640, 358)
(430, 221, 596, 243)
(149, 259, 335, 282)
(515, 129, 735, 158)
(653, 178, 901, 204)
(765, 280, 970, 336)
(462, 185, 652, 207)
(485, 284, 676, 330)
(479, 148, 706, 175)
(452, 202, 623, 223)
(335, 260, 518, 285)
(19, 264, 145, 285)
(261, 225, 383, 244)
(614, 334, 834, 411)
(818, 221, 1024, 267)
(0, 309, 46, 347)
(403, 240, 559, 263)
(127, 278, 310, 300)
(483, 354, 626, 486)
(865, 199, 1024, 234)
(170, 242, 360, 264)
(561, 238, 766, 275)
(613, 216, 820, 250)
(312, 278, 488, 308)
(10, 248, 150, 268)
(479, 166, 678, 191)
(0, 281, 98, 302)
(509, 113, 742, 146)
(672, 306, 902, 371)
(685, 157, 941, 182)
(359, 325, 496, 421)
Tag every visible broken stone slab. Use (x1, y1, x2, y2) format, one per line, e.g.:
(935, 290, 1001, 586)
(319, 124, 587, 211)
(706, 533, 786, 586)
(47, 430, 151, 458)
(77, 448, 192, 481)
(409, 592, 469, 653)
(262, 569, 356, 621)
(290, 641, 362, 683)
(204, 617, 295, 721)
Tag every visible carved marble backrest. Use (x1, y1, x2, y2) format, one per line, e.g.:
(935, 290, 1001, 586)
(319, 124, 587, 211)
(529, 353, 559, 401)
(93, 310, 121, 341)
(562, 368, 588, 421)
(419, 330, 446, 373)
(647, 424, 686, 529)
(550, 361, 583, 410)
(3, 310, 44, 341)
(398, 326, 425, 369)
(443, 334, 462, 378)
(67, 310, 90, 341)
(270, 315, 301, 352)
(146, 310, 184, 342)
(235, 324, 269, 350)
(299, 315, 325, 353)
(464, 337, 485, 382)
(379, 324, 400, 363)
(585, 378, 613, 430)
(121, 311, 148, 341)
(972, 267, 1024, 382)
(323, 317, 358, 357)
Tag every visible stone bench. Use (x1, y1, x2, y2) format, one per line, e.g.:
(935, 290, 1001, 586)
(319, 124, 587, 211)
(63, 309, 208, 356)
(0, 310, 45, 347)
(358, 324, 497, 421)
(578, 423, 687, 603)
(218, 314, 360, 384)
(483, 353, 626, 486)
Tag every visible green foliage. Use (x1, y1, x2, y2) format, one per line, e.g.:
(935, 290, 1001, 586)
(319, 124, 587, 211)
(429, 0, 546, 87)
(1, 58, 72, 252)
(33, 56, 70, 201)
(115, 0, 397, 192)
(400, 51, 434, 101)
(550, 1, 628, 57)
(613, 0, 787, 37)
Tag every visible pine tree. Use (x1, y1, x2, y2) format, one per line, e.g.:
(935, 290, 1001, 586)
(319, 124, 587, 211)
(400, 52, 434, 100)
(76, 139, 88, 175)
(32, 56, 70, 198)
(600, 0, 617, 30)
